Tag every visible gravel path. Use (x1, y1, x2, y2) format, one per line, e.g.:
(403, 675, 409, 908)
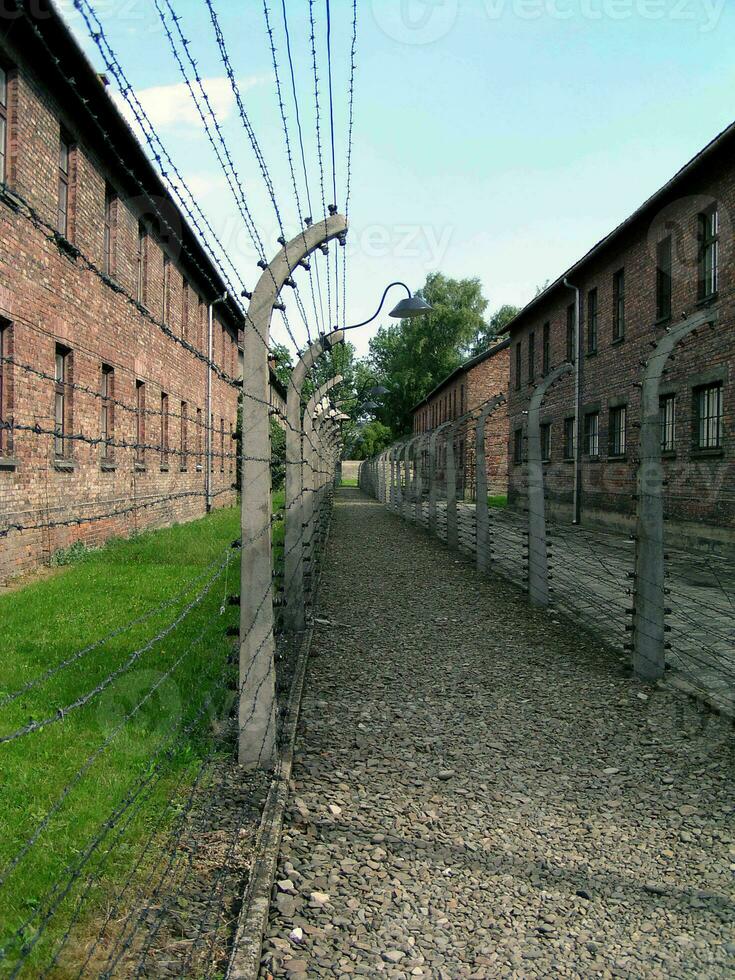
(260, 489, 734, 979)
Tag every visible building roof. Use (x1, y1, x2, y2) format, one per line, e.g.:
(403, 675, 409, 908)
(412, 336, 511, 413)
(503, 117, 735, 334)
(8, 0, 244, 332)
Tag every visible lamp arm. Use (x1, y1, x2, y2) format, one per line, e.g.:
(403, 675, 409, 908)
(341, 281, 411, 332)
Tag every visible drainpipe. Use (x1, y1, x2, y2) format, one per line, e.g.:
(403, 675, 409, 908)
(207, 292, 228, 512)
(563, 277, 582, 524)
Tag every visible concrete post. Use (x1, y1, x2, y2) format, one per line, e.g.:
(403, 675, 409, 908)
(446, 420, 459, 551)
(403, 435, 422, 522)
(633, 310, 715, 679)
(526, 363, 573, 608)
(284, 331, 344, 633)
(427, 421, 452, 538)
(475, 395, 506, 574)
(239, 212, 346, 769)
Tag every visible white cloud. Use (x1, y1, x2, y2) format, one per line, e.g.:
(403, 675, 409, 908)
(112, 76, 263, 130)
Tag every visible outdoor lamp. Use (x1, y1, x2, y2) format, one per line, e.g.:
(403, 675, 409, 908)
(342, 281, 432, 332)
(367, 384, 390, 397)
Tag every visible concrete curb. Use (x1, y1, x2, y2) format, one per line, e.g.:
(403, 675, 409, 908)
(226, 503, 335, 979)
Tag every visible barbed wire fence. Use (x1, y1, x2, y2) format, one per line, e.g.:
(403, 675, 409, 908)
(359, 339, 734, 719)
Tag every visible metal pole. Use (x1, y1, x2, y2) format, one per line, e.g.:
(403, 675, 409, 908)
(239, 213, 346, 769)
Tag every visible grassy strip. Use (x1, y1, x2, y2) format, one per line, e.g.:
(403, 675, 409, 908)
(0, 507, 243, 975)
(488, 494, 508, 508)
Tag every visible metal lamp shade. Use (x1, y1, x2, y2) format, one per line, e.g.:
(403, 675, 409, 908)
(389, 295, 432, 318)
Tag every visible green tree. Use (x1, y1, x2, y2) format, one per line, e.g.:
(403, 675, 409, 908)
(469, 303, 520, 355)
(348, 419, 393, 460)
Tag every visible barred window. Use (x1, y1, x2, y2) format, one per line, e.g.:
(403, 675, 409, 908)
(0, 65, 8, 185)
(563, 416, 575, 460)
(698, 206, 719, 300)
(528, 331, 535, 383)
(137, 222, 147, 305)
(54, 345, 72, 458)
(220, 418, 225, 474)
(58, 134, 72, 237)
(609, 405, 627, 457)
(180, 401, 188, 471)
(513, 427, 523, 465)
(656, 235, 672, 320)
(613, 268, 625, 341)
(542, 321, 550, 376)
(514, 342, 521, 391)
(566, 304, 575, 362)
(101, 364, 114, 459)
(587, 288, 598, 354)
(136, 381, 145, 464)
(160, 392, 169, 466)
(196, 407, 202, 466)
(0, 319, 12, 454)
(163, 256, 171, 325)
(103, 185, 116, 276)
(695, 382, 723, 450)
(660, 394, 676, 452)
(540, 422, 551, 462)
(585, 412, 599, 457)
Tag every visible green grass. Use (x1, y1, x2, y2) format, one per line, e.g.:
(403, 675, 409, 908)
(0, 508, 243, 975)
(488, 494, 508, 508)
(340, 477, 359, 487)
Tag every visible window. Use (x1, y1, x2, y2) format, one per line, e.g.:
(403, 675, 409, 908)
(103, 185, 116, 276)
(220, 418, 225, 473)
(163, 256, 171, 324)
(135, 380, 145, 464)
(587, 289, 598, 354)
(563, 417, 575, 460)
(137, 222, 147, 305)
(514, 342, 521, 391)
(229, 422, 233, 475)
(180, 401, 188, 471)
(221, 325, 227, 371)
(585, 412, 599, 457)
(0, 319, 11, 454)
(58, 134, 72, 237)
(566, 304, 575, 362)
(196, 407, 202, 467)
(695, 382, 723, 450)
(160, 392, 169, 467)
(182, 282, 190, 339)
(540, 422, 551, 462)
(656, 235, 672, 321)
(609, 405, 627, 457)
(54, 345, 71, 458)
(101, 364, 114, 459)
(528, 331, 535, 383)
(613, 268, 625, 341)
(542, 322, 550, 376)
(698, 205, 719, 300)
(0, 65, 8, 185)
(659, 394, 676, 453)
(513, 427, 523, 465)
(198, 298, 205, 350)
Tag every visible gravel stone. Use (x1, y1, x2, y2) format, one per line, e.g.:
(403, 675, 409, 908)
(259, 491, 734, 978)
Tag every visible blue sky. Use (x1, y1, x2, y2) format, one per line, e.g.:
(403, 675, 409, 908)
(62, 0, 735, 355)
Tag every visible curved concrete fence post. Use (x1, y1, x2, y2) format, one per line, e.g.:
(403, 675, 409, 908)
(428, 421, 452, 538)
(403, 435, 421, 522)
(475, 394, 507, 574)
(389, 447, 397, 510)
(240, 211, 347, 769)
(446, 420, 459, 551)
(633, 310, 715, 680)
(527, 363, 573, 608)
(284, 331, 344, 632)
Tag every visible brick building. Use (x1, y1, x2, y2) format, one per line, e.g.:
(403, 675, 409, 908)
(412, 338, 510, 496)
(506, 120, 734, 553)
(0, 4, 246, 585)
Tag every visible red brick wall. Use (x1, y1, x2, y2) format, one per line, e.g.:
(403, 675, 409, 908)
(412, 343, 510, 497)
(507, 139, 734, 549)
(0, 49, 240, 585)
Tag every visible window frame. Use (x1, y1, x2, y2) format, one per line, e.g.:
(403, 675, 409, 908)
(566, 303, 575, 362)
(514, 341, 522, 391)
(137, 221, 147, 306)
(513, 427, 523, 465)
(0, 64, 8, 186)
(585, 411, 599, 458)
(58, 133, 72, 238)
(694, 382, 723, 451)
(697, 205, 719, 301)
(0, 319, 12, 455)
(540, 422, 551, 463)
(135, 380, 146, 466)
(100, 363, 114, 461)
(609, 404, 627, 458)
(587, 288, 598, 354)
(659, 393, 676, 453)
(656, 235, 673, 321)
(542, 321, 550, 376)
(563, 416, 575, 460)
(160, 391, 169, 468)
(103, 185, 116, 276)
(54, 344, 72, 459)
(180, 400, 188, 471)
(527, 331, 535, 383)
(612, 268, 625, 342)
